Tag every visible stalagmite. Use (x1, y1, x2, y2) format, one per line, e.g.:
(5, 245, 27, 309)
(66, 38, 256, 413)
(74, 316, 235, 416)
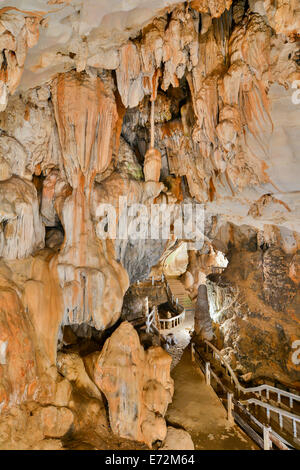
(94, 321, 173, 447)
(194, 274, 214, 341)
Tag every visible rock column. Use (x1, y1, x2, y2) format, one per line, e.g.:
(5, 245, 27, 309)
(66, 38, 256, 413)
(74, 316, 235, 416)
(194, 273, 213, 341)
(51, 71, 128, 333)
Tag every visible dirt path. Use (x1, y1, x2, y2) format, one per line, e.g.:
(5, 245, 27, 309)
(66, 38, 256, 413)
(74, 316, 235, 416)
(166, 348, 258, 450)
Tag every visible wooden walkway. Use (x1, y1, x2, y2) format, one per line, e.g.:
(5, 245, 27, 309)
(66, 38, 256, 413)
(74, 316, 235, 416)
(166, 348, 257, 450)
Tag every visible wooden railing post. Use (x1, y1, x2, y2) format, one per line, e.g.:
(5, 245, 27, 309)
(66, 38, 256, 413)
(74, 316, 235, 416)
(145, 296, 149, 316)
(263, 426, 272, 450)
(293, 419, 297, 438)
(227, 392, 234, 424)
(191, 343, 196, 362)
(205, 362, 211, 386)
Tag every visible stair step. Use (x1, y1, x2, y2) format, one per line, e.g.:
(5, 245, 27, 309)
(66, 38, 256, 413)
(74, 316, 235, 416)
(166, 277, 195, 311)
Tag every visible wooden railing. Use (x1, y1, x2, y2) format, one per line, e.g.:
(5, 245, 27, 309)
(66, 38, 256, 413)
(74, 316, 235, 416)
(192, 341, 300, 450)
(211, 266, 226, 274)
(204, 340, 300, 408)
(159, 310, 185, 331)
(234, 399, 292, 450)
(241, 398, 300, 439)
(138, 275, 164, 287)
(145, 306, 157, 333)
(142, 275, 186, 332)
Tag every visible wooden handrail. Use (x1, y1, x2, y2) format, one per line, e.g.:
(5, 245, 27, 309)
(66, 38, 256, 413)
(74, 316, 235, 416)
(192, 343, 297, 450)
(233, 402, 292, 450)
(142, 276, 186, 331)
(204, 340, 300, 407)
(145, 306, 156, 333)
(241, 398, 300, 438)
(159, 310, 185, 330)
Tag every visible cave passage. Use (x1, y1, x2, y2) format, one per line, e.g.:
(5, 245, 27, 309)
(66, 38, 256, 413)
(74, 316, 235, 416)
(0, 0, 299, 453)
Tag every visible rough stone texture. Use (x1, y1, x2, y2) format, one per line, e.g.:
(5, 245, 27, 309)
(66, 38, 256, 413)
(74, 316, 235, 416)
(163, 242, 189, 277)
(0, 177, 44, 259)
(51, 71, 129, 332)
(208, 223, 300, 387)
(0, 10, 40, 110)
(34, 405, 74, 438)
(57, 352, 102, 401)
(0, 85, 61, 178)
(0, 287, 38, 412)
(144, 148, 162, 182)
(117, 42, 144, 108)
(195, 283, 214, 341)
(161, 426, 194, 450)
(0, 0, 299, 450)
(94, 321, 174, 447)
(92, 169, 167, 283)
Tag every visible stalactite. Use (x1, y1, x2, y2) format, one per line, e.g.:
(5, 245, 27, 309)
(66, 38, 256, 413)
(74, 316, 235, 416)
(150, 97, 155, 149)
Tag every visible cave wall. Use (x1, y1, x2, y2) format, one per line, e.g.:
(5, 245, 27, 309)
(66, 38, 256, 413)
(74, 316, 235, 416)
(207, 223, 300, 387)
(0, 0, 299, 449)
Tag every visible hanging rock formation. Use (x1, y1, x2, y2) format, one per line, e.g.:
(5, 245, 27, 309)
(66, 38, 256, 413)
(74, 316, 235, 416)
(0, 0, 299, 450)
(0, 10, 40, 111)
(51, 70, 129, 332)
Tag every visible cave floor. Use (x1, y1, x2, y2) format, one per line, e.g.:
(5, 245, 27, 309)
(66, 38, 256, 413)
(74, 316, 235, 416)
(166, 348, 258, 450)
(164, 307, 195, 369)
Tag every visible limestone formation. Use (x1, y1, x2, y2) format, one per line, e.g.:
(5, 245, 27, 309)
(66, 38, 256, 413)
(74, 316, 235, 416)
(0, 0, 299, 451)
(57, 352, 102, 401)
(143, 148, 162, 182)
(0, 177, 44, 259)
(207, 223, 300, 386)
(51, 71, 129, 332)
(0, 11, 40, 111)
(161, 426, 194, 450)
(195, 283, 214, 341)
(94, 322, 173, 447)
